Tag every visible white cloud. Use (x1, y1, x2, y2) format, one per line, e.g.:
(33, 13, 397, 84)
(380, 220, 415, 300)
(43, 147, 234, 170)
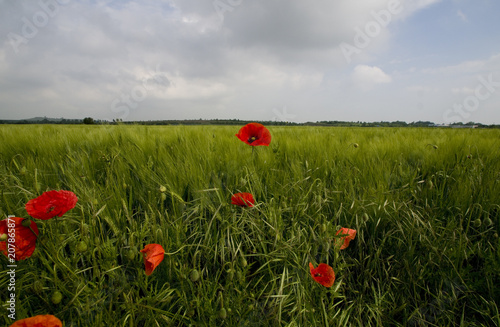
(352, 65, 392, 90)
(1, 0, 499, 124)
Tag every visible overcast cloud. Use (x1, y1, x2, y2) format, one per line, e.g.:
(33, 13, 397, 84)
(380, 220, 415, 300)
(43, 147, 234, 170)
(1, 0, 499, 123)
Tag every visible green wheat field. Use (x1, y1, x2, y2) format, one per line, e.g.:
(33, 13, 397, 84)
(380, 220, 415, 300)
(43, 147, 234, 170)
(1, 124, 499, 326)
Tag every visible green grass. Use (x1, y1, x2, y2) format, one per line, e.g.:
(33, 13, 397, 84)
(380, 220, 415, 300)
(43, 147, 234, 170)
(0, 124, 499, 326)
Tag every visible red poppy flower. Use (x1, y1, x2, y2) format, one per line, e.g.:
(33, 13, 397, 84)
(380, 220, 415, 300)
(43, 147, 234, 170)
(0, 217, 39, 261)
(9, 314, 62, 327)
(25, 190, 78, 220)
(231, 192, 255, 207)
(235, 123, 271, 146)
(140, 244, 165, 276)
(309, 262, 335, 287)
(335, 228, 357, 250)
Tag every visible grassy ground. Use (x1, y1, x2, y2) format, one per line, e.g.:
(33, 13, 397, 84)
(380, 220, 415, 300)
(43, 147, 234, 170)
(0, 124, 499, 326)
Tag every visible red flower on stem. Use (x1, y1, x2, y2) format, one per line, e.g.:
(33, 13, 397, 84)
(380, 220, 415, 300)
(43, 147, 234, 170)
(335, 228, 357, 250)
(231, 192, 255, 207)
(235, 123, 271, 146)
(140, 244, 165, 276)
(25, 190, 78, 220)
(9, 314, 62, 327)
(309, 262, 335, 287)
(0, 217, 39, 261)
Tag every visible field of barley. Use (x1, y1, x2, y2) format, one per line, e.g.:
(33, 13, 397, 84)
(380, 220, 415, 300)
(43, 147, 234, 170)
(0, 124, 499, 326)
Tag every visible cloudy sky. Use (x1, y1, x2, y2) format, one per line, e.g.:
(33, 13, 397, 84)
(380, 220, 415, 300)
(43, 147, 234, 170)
(1, 0, 499, 123)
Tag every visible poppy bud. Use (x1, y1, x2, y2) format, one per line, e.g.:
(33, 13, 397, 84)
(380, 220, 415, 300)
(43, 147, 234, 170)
(21, 218, 32, 227)
(32, 280, 43, 294)
(161, 193, 167, 201)
(159, 185, 167, 193)
(218, 308, 227, 319)
(226, 269, 234, 281)
(76, 241, 88, 253)
(127, 248, 136, 261)
(483, 217, 493, 227)
(0, 233, 7, 242)
(236, 270, 243, 282)
(241, 257, 247, 267)
(190, 269, 200, 282)
(353, 143, 359, 148)
(473, 219, 482, 228)
(51, 290, 63, 304)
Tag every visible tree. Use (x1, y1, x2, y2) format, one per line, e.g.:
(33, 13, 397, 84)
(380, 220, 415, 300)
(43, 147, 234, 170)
(83, 117, 95, 125)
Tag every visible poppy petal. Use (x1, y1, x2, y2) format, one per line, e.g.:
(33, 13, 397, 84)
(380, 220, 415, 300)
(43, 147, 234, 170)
(26, 190, 78, 220)
(140, 244, 165, 275)
(309, 262, 335, 287)
(335, 228, 357, 250)
(0, 217, 39, 261)
(9, 314, 62, 327)
(235, 123, 271, 146)
(231, 192, 255, 207)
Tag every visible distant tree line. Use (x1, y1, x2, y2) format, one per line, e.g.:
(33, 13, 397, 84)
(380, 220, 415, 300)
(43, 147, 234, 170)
(1, 117, 499, 128)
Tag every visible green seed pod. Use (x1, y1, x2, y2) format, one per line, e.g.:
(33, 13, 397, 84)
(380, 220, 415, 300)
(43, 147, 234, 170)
(473, 219, 482, 228)
(0, 234, 8, 242)
(81, 224, 90, 235)
(76, 241, 88, 254)
(190, 269, 200, 282)
(32, 280, 43, 294)
(427, 180, 434, 189)
(161, 193, 167, 201)
(218, 308, 227, 319)
(226, 269, 234, 281)
(159, 185, 167, 193)
(127, 248, 136, 261)
(483, 217, 493, 227)
(21, 219, 32, 227)
(51, 290, 63, 304)
(353, 143, 359, 148)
